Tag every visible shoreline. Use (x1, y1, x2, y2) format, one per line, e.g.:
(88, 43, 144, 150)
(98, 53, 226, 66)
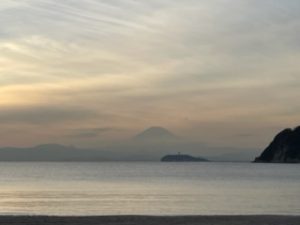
(0, 215, 299, 225)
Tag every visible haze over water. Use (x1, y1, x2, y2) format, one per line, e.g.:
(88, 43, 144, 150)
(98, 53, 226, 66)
(0, 162, 299, 216)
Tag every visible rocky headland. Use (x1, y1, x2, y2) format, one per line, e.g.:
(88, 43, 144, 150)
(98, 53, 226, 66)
(254, 126, 300, 163)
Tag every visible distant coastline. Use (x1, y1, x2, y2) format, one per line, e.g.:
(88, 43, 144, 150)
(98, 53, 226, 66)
(0, 127, 259, 162)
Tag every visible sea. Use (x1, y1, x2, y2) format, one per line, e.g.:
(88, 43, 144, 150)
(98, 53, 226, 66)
(0, 162, 299, 216)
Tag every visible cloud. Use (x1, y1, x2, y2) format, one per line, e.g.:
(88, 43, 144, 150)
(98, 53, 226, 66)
(0, 0, 299, 148)
(66, 127, 114, 138)
(0, 105, 98, 124)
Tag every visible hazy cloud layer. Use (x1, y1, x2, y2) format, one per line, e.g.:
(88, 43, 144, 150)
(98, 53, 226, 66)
(66, 127, 115, 138)
(0, 105, 98, 124)
(0, 0, 299, 150)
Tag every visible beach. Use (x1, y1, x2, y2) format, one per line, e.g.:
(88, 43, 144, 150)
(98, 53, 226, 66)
(0, 215, 299, 225)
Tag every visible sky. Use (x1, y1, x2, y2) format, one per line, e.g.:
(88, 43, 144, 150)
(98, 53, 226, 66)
(0, 0, 299, 150)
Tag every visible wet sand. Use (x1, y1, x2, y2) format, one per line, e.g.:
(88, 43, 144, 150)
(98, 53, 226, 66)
(0, 215, 299, 225)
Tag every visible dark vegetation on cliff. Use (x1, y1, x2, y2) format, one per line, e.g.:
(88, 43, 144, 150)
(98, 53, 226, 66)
(255, 126, 300, 163)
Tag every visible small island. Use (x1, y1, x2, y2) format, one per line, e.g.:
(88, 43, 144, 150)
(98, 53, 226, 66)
(161, 153, 208, 162)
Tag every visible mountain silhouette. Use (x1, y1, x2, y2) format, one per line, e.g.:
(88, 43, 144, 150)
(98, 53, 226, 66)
(254, 126, 300, 163)
(0, 144, 108, 161)
(133, 126, 178, 142)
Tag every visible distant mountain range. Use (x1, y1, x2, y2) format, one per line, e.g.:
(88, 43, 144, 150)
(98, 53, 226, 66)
(0, 126, 258, 162)
(0, 144, 108, 161)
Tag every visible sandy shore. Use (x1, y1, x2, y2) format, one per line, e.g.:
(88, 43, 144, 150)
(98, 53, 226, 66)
(0, 215, 299, 225)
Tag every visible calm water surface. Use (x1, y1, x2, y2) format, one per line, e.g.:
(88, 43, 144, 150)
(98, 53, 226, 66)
(0, 162, 299, 215)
